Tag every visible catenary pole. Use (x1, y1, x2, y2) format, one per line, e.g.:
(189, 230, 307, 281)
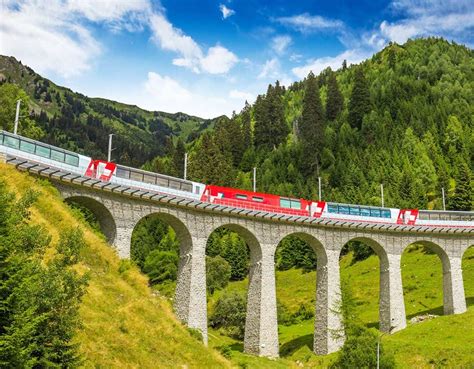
(184, 152, 188, 180)
(253, 167, 256, 192)
(13, 99, 21, 135)
(381, 183, 384, 208)
(107, 134, 114, 162)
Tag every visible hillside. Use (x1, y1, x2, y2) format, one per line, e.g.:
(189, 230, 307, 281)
(204, 246, 474, 368)
(185, 37, 473, 211)
(0, 164, 231, 369)
(0, 55, 216, 167)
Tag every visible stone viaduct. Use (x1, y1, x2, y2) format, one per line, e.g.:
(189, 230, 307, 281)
(51, 181, 473, 358)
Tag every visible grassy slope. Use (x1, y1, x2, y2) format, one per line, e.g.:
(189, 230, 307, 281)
(0, 164, 231, 369)
(207, 246, 474, 368)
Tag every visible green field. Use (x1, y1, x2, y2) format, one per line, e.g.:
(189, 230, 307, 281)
(206, 245, 474, 368)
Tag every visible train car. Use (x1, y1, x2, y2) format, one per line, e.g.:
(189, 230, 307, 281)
(416, 210, 473, 228)
(202, 185, 312, 216)
(0, 129, 91, 175)
(109, 163, 205, 201)
(314, 201, 402, 224)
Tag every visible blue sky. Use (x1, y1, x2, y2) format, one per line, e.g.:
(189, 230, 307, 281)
(1, 0, 473, 118)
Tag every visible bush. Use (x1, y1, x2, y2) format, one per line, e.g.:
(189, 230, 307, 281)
(0, 182, 88, 367)
(276, 236, 317, 272)
(209, 292, 247, 339)
(331, 325, 395, 369)
(143, 250, 179, 284)
(206, 255, 231, 294)
(348, 241, 374, 263)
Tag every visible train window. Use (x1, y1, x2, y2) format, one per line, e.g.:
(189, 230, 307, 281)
(130, 171, 143, 182)
(181, 183, 193, 192)
(339, 205, 350, 215)
(116, 167, 129, 179)
(194, 185, 200, 194)
(349, 206, 360, 215)
(370, 208, 381, 217)
(143, 174, 156, 184)
(280, 198, 291, 208)
(65, 154, 79, 166)
(381, 210, 391, 218)
(51, 149, 65, 162)
(20, 140, 35, 154)
(156, 177, 169, 187)
(169, 180, 180, 190)
(4, 136, 19, 149)
(328, 204, 338, 213)
(36, 145, 50, 158)
(280, 198, 300, 209)
(360, 208, 371, 217)
(253, 196, 264, 203)
(236, 194, 247, 200)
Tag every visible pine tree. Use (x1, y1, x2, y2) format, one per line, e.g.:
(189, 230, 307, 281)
(241, 101, 252, 150)
(188, 132, 234, 186)
(253, 94, 270, 149)
(326, 70, 344, 121)
(172, 138, 186, 178)
(449, 162, 472, 211)
(299, 71, 325, 176)
(348, 67, 371, 130)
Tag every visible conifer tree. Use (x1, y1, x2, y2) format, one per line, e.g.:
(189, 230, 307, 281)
(348, 67, 371, 130)
(172, 138, 186, 177)
(299, 71, 325, 175)
(449, 162, 472, 211)
(188, 132, 234, 186)
(326, 71, 344, 121)
(253, 94, 269, 149)
(241, 101, 252, 150)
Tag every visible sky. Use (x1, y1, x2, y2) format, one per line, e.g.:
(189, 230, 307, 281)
(0, 0, 473, 118)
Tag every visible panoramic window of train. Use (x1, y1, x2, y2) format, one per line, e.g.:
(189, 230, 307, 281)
(4, 136, 19, 148)
(20, 140, 35, 153)
(169, 180, 180, 190)
(36, 145, 50, 158)
(65, 154, 79, 166)
(360, 207, 371, 217)
(143, 174, 156, 184)
(181, 183, 192, 192)
(381, 210, 391, 218)
(156, 177, 169, 187)
(116, 167, 129, 179)
(51, 149, 65, 162)
(194, 185, 200, 194)
(370, 208, 381, 217)
(130, 171, 143, 182)
(349, 206, 360, 215)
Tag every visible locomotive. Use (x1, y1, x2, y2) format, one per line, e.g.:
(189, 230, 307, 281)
(1, 130, 473, 228)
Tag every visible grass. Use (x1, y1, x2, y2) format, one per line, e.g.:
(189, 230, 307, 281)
(0, 164, 232, 369)
(207, 245, 474, 368)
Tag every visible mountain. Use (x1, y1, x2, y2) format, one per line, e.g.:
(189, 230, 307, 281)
(0, 55, 217, 168)
(185, 37, 473, 211)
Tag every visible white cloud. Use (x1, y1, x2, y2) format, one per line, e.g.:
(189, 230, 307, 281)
(0, 0, 151, 78)
(292, 49, 369, 79)
(149, 12, 238, 74)
(271, 35, 292, 55)
(0, 0, 104, 77)
(219, 4, 235, 19)
(142, 72, 244, 118)
(201, 46, 238, 74)
(276, 13, 344, 33)
(379, 0, 474, 44)
(229, 89, 255, 102)
(258, 58, 280, 79)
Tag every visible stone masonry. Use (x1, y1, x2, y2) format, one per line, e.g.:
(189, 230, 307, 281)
(54, 181, 473, 358)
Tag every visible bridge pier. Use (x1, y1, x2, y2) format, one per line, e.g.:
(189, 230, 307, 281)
(314, 248, 344, 355)
(443, 254, 466, 315)
(175, 236, 208, 344)
(379, 253, 406, 333)
(244, 245, 279, 357)
(114, 226, 133, 259)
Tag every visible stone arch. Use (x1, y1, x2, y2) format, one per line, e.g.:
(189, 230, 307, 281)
(274, 230, 343, 355)
(338, 235, 405, 334)
(65, 195, 117, 244)
(206, 221, 280, 357)
(402, 240, 466, 315)
(462, 244, 474, 308)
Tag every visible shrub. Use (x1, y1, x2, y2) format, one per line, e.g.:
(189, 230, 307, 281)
(331, 325, 395, 369)
(143, 250, 179, 284)
(206, 255, 231, 294)
(209, 292, 247, 339)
